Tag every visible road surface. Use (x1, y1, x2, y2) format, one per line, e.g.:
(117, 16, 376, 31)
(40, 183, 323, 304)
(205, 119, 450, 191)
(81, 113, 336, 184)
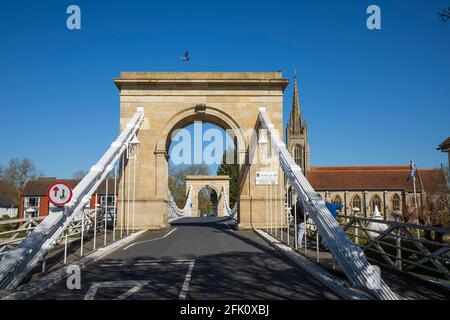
(32, 217, 340, 300)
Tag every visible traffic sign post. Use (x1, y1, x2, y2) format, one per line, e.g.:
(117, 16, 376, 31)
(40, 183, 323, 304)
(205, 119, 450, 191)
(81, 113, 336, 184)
(47, 182, 73, 207)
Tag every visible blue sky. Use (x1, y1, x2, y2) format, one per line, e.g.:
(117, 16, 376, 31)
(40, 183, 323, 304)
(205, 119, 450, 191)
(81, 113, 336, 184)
(168, 123, 236, 175)
(0, 1, 449, 178)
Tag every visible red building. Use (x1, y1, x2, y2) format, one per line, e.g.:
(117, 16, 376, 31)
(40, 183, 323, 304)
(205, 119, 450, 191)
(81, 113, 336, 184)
(19, 178, 116, 219)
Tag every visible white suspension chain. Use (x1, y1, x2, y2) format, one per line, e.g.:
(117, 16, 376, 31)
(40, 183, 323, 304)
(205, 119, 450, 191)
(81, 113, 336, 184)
(0, 108, 144, 290)
(221, 186, 237, 219)
(168, 186, 193, 222)
(258, 107, 398, 300)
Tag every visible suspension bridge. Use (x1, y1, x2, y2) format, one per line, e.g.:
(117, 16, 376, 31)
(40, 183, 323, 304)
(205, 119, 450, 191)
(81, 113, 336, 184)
(0, 72, 449, 300)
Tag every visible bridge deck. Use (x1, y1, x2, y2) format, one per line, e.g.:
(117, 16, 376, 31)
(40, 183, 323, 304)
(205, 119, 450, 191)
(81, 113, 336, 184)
(29, 217, 340, 300)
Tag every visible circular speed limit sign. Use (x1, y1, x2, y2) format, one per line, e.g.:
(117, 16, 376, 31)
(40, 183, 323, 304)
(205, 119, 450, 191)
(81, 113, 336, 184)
(47, 182, 73, 206)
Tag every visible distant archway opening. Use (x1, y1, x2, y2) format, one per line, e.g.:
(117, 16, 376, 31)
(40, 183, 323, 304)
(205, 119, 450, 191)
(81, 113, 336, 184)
(197, 186, 218, 217)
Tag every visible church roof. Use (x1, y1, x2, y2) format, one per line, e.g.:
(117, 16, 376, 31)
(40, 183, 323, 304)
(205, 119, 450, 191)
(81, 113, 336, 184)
(307, 166, 447, 193)
(437, 137, 450, 152)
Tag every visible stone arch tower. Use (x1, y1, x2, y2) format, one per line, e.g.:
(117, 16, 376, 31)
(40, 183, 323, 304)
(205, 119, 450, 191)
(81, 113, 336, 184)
(114, 72, 288, 230)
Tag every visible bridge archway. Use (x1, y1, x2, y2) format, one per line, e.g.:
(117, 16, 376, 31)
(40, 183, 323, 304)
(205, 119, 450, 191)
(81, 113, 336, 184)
(185, 175, 230, 217)
(115, 72, 288, 230)
(156, 105, 246, 158)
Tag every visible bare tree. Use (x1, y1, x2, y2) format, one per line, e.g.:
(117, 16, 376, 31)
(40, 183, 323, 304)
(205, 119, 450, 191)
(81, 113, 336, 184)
(438, 8, 450, 22)
(2, 158, 37, 191)
(73, 170, 88, 179)
(168, 164, 210, 207)
(0, 158, 38, 202)
(415, 169, 450, 241)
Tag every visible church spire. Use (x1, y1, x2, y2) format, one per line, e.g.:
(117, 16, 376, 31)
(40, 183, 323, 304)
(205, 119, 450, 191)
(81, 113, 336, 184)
(286, 69, 310, 173)
(289, 70, 302, 133)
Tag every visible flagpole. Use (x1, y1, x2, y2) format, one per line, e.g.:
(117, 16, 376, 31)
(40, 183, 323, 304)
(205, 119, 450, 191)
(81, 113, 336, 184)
(413, 167, 420, 239)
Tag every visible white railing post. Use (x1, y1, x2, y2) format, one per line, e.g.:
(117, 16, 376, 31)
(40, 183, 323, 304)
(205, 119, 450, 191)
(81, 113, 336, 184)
(93, 194, 97, 250)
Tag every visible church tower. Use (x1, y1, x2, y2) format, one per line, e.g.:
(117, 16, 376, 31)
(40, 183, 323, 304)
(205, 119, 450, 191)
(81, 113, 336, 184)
(286, 72, 311, 174)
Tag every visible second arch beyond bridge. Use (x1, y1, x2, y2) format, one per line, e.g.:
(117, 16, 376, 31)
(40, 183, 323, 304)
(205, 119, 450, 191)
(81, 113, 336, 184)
(185, 175, 230, 217)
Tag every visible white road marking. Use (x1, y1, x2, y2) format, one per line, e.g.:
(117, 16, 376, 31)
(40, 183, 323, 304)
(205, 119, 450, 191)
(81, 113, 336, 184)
(178, 260, 195, 300)
(83, 280, 149, 300)
(101, 260, 127, 264)
(114, 284, 146, 300)
(137, 259, 163, 263)
(99, 263, 127, 267)
(134, 260, 195, 266)
(99, 259, 196, 268)
(122, 228, 177, 250)
(88, 260, 197, 300)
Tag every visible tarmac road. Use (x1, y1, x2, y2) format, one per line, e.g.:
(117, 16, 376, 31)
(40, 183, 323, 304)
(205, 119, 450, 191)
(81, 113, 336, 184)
(32, 216, 340, 300)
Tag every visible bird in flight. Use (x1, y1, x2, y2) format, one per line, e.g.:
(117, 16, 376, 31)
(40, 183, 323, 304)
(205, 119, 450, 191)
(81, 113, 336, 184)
(181, 51, 190, 61)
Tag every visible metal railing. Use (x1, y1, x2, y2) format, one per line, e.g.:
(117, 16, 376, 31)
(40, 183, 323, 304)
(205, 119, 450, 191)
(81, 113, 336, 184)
(0, 108, 144, 290)
(258, 107, 398, 300)
(337, 214, 450, 280)
(0, 205, 118, 274)
(0, 217, 44, 255)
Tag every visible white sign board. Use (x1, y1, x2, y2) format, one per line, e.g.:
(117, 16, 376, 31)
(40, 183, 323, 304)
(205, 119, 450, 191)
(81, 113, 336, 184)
(47, 182, 73, 206)
(256, 171, 278, 185)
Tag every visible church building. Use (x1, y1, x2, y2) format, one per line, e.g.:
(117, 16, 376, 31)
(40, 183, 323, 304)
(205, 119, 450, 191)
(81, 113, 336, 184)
(286, 75, 447, 220)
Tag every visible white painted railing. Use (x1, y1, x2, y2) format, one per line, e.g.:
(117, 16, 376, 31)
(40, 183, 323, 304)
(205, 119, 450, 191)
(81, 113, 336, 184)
(258, 107, 398, 300)
(0, 108, 144, 290)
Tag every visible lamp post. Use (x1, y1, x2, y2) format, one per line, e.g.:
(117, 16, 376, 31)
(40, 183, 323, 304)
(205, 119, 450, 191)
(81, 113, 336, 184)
(258, 129, 269, 232)
(126, 135, 140, 233)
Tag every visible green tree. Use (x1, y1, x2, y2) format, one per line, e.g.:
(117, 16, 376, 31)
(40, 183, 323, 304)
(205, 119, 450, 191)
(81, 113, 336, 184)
(168, 164, 209, 208)
(216, 147, 238, 207)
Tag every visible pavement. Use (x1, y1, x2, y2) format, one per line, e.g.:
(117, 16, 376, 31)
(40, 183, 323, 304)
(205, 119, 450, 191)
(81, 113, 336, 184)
(30, 216, 340, 300)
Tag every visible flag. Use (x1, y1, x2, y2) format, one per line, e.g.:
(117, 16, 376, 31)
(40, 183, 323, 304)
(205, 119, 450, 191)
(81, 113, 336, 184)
(407, 161, 415, 181)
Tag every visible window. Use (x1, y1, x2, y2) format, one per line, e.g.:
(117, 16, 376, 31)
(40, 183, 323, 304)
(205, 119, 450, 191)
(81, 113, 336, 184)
(351, 195, 361, 213)
(332, 195, 343, 205)
(24, 197, 40, 218)
(100, 195, 116, 207)
(409, 195, 417, 207)
(24, 197, 40, 207)
(294, 145, 302, 166)
(370, 195, 382, 213)
(392, 194, 400, 211)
